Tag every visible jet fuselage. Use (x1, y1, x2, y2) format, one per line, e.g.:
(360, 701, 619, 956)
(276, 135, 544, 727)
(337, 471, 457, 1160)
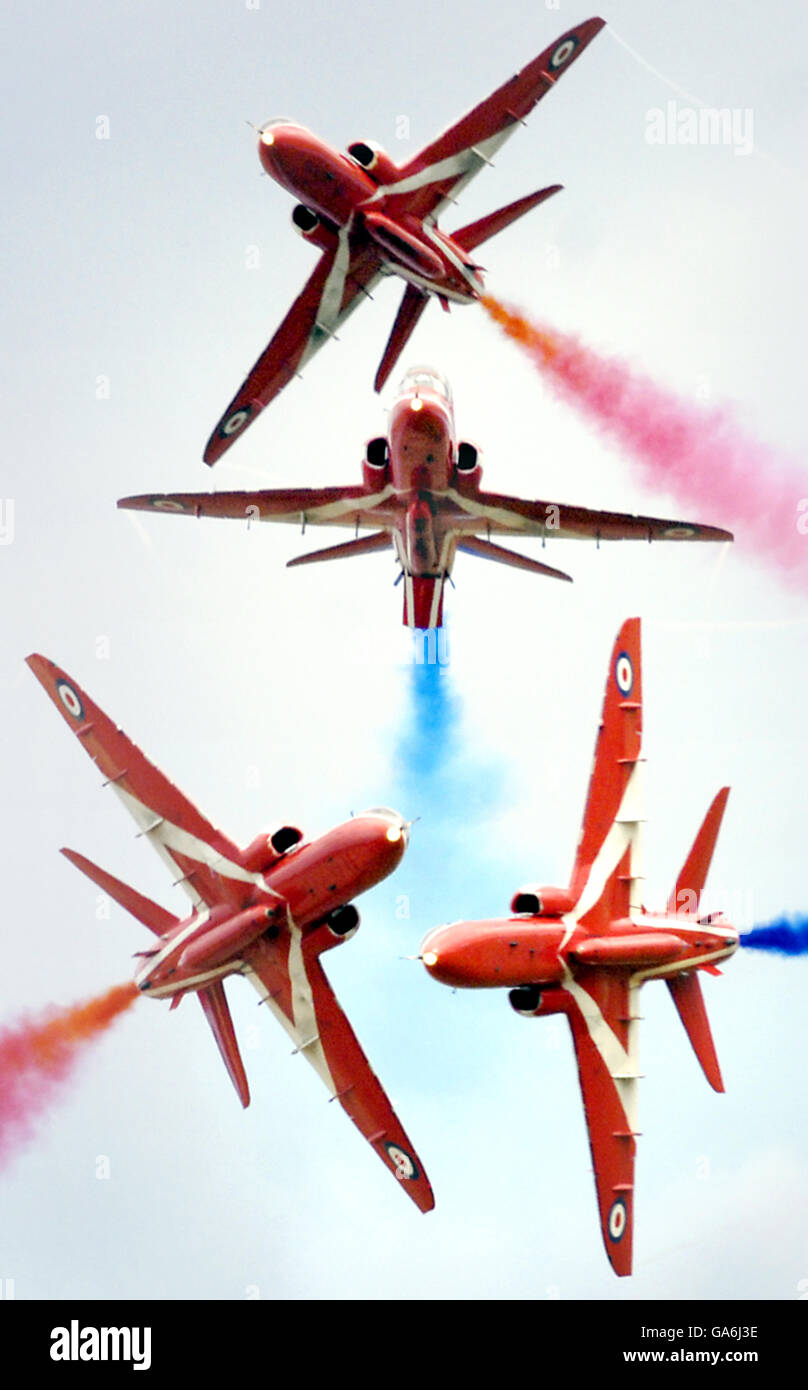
(257, 123, 482, 303)
(136, 809, 407, 1000)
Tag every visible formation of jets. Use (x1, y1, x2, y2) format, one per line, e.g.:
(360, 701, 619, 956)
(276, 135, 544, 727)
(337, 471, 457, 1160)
(23, 15, 742, 1279)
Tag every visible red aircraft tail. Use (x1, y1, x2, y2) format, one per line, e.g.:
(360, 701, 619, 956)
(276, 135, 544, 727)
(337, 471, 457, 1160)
(666, 787, 730, 919)
(375, 187, 562, 393)
(61, 848, 252, 1106)
(664, 788, 731, 1092)
(403, 574, 447, 629)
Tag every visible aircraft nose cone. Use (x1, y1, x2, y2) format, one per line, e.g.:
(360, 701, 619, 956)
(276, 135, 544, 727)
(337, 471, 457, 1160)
(357, 808, 410, 875)
(256, 121, 300, 177)
(258, 127, 283, 174)
(420, 925, 454, 977)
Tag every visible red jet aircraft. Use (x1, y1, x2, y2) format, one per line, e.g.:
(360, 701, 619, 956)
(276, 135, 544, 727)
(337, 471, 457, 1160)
(26, 654, 434, 1213)
(122, 367, 733, 630)
(419, 618, 738, 1274)
(203, 16, 606, 464)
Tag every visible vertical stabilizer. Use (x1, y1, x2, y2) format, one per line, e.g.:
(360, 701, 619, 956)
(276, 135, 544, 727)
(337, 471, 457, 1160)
(402, 574, 446, 629)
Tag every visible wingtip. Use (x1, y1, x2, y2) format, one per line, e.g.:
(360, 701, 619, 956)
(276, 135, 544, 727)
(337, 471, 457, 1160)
(203, 432, 221, 467)
(25, 652, 50, 679)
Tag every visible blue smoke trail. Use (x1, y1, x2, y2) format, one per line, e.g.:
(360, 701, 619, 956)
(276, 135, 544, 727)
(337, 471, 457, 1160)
(393, 644, 508, 921)
(740, 916, 808, 955)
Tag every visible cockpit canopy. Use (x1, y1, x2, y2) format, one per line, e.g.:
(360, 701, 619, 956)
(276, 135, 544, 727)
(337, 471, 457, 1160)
(398, 367, 452, 402)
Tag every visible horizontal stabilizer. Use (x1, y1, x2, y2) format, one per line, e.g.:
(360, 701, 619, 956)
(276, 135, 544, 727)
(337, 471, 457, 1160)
(287, 531, 391, 568)
(456, 534, 572, 581)
(666, 972, 724, 1092)
(197, 980, 250, 1108)
(375, 283, 430, 393)
(452, 185, 562, 253)
(667, 788, 730, 917)
(61, 848, 179, 938)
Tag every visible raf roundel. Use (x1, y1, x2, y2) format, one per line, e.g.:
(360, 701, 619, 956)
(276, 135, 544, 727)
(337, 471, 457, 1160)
(608, 1198, 627, 1242)
(56, 679, 85, 722)
(385, 1142, 419, 1181)
(549, 36, 579, 71)
(615, 652, 634, 696)
(220, 407, 252, 439)
(663, 525, 696, 539)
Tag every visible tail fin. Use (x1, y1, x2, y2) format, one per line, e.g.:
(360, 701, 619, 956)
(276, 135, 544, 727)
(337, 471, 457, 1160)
(61, 848, 179, 937)
(456, 534, 572, 582)
(667, 788, 730, 918)
(197, 981, 250, 1108)
(666, 973, 724, 1092)
(375, 284, 429, 393)
(569, 619, 643, 917)
(287, 531, 391, 568)
(403, 574, 446, 629)
(452, 185, 562, 253)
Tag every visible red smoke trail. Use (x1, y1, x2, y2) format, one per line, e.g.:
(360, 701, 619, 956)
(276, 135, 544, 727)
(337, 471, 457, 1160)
(0, 982, 138, 1166)
(482, 295, 808, 586)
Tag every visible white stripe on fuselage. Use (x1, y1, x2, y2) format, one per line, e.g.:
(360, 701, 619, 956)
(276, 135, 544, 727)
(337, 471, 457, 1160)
(419, 223, 482, 294)
(134, 908, 212, 987)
